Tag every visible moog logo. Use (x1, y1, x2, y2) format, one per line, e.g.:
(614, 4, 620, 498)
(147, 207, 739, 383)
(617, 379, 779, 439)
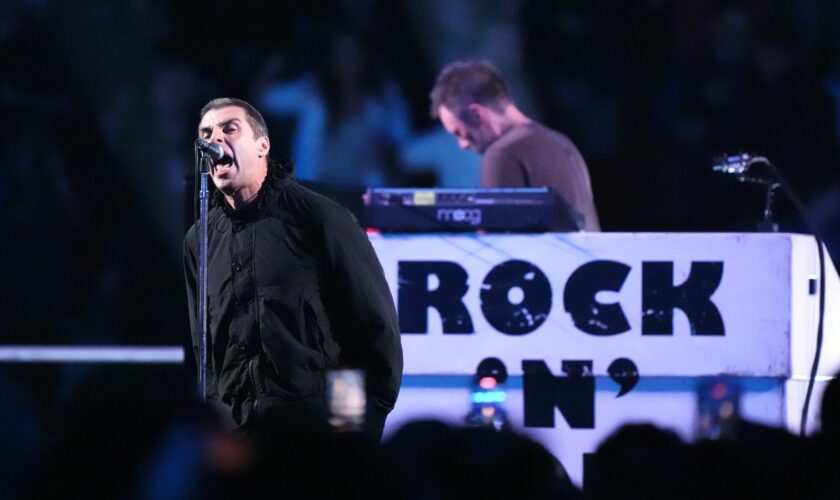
(437, 208, 482, 226)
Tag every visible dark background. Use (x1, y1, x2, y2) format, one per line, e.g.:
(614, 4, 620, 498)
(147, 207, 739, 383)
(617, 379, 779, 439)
(1, 0, 838, 421)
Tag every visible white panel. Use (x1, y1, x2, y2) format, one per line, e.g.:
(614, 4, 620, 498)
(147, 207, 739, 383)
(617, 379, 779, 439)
(373, 233, 815, 377)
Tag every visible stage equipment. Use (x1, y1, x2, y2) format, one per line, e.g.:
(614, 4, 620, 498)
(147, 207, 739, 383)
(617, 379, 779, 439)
(363, 187, 573, 232)
(712, 152, 781, 232)
(712, 152, 827, 436)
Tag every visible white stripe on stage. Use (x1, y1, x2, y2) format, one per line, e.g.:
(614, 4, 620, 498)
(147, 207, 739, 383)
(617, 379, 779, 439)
(0, 345, 185, 363)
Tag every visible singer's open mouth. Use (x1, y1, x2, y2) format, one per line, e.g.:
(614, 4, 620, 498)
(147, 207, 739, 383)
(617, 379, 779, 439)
(214, 155, 234, 168)
(213, 161, 234, 176)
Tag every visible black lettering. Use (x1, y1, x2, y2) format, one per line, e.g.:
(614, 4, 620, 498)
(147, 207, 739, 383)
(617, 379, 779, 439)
(607, 357, 639, 397)
(476, 357, 508, 384)
(522, 359, 595, 428)
(642, 261, 725, 335)
(397, 261, 474, 334)
(480, 260, 552, 335)
(564, 260, 631, 335)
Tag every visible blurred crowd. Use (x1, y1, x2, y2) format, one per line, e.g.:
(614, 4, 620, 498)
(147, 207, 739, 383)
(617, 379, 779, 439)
(2, 365, 840, 498)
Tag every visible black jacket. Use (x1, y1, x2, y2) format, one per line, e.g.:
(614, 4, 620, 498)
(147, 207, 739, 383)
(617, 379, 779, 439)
(184, 159, 402, 429)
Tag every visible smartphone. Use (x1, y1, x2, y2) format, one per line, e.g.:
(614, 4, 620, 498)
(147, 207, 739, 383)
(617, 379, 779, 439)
(327, 369, 366, 432)
(695, 377, 740, 440)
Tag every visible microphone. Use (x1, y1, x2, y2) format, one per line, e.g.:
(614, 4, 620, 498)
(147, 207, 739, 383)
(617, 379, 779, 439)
(195, 138, 225, 162)
(712, 153, 753, 175)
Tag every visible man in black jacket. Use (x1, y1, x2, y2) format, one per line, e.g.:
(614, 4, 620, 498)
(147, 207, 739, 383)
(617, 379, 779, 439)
(184, 98, 402, 439)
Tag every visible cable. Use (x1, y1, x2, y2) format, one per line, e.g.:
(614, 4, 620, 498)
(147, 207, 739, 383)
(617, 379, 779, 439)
(769, 166, 829, 438)
(756, 157, 826, 437)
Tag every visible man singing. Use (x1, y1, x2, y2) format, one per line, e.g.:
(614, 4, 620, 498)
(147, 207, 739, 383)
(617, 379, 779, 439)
(183, 98, 402, 439)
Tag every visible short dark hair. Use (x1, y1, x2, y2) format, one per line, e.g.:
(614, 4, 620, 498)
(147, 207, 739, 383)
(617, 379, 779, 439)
(429, 60, 510, 118)
(199, 97, 269, 139)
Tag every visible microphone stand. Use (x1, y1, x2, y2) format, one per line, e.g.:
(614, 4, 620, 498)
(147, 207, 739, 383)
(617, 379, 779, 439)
(758, 180, 780, 233)
(196, 152, 212, 401)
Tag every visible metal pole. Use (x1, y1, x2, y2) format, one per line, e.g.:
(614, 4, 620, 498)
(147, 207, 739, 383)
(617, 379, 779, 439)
(197, 157, 211, 400)
(758, 182, 780, 233)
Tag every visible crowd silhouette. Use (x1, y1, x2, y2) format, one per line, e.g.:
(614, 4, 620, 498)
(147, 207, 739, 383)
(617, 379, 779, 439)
(4, 368, 838, 498)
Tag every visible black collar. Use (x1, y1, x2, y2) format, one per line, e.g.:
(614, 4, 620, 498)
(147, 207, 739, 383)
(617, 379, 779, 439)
(215, 158, 295, 218)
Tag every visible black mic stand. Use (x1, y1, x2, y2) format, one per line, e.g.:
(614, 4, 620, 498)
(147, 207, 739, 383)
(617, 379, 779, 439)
(758, 180, 780, 233)
(195, 150, 212, 401)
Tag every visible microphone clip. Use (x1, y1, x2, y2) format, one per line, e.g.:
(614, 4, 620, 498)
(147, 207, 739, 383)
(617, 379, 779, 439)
(712, 152, 782, 232)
